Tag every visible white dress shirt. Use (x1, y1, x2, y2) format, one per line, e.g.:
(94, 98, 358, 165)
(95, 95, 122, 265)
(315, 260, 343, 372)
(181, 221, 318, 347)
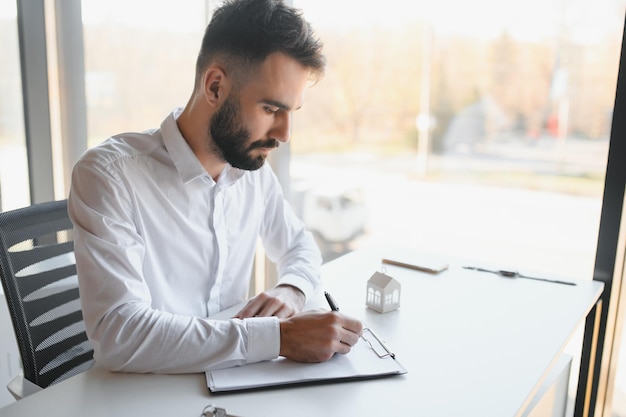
(68, 108, 322, 373)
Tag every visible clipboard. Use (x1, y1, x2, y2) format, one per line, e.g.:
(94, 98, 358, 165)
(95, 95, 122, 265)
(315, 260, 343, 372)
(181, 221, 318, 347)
(206, 327, 407, 392)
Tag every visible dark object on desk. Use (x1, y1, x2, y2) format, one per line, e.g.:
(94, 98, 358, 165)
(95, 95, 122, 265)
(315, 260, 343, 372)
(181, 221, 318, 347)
(462, 266, 576, 286)
(0, 200, 94, 397)
(202, 404, 244, 417)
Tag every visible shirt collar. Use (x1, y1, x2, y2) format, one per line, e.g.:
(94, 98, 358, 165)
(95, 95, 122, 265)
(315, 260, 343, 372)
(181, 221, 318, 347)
(161, 108, 207, 185)
(161, 108, 246, 187)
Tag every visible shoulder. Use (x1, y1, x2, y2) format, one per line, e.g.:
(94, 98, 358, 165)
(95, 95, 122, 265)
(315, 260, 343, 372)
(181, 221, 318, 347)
(75, 128, 164, 172)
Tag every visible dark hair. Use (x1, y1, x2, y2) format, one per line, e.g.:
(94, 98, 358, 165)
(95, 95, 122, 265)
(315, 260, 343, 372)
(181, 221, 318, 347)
(194, 0, 325, 90)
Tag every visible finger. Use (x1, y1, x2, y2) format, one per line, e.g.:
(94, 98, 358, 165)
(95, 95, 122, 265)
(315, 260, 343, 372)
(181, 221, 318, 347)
(341, 316, 364, 335)
(338, 329, 361, 347)
(240, 295, 291, 318)
(267, 304, 293, 319)
(235, 297, 266, 318)
(256, 299, 284, 317)
(334, 340, 352, 355)
(260, 299, 298, 318)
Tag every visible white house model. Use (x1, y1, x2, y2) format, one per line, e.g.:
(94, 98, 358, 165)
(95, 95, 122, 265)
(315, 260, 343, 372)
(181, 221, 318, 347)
(366, 272, 401, 313)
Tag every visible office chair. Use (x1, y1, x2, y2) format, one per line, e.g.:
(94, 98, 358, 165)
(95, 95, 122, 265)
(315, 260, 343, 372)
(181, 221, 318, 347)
(0, 200, 94, 399)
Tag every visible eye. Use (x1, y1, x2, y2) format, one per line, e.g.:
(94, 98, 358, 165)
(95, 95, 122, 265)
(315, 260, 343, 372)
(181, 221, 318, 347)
(264, 106, 279, 114)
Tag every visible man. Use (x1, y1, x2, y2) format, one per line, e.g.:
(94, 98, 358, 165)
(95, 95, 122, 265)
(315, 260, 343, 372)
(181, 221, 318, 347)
(68, 0, 362, 374)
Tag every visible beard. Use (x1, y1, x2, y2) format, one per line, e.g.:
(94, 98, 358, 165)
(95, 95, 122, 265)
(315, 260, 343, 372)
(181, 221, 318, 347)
(209, 95, 279, 171)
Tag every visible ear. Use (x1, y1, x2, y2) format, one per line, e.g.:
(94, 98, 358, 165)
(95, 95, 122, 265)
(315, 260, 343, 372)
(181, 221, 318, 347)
(201, 66, 228, 107)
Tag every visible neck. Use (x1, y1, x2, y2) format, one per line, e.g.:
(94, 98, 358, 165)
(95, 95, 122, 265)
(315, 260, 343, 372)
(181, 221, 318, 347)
(177, 98, 226, 181)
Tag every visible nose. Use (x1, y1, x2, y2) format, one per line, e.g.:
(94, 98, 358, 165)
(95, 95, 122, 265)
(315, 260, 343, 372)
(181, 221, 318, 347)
(270, 112, 291, 143)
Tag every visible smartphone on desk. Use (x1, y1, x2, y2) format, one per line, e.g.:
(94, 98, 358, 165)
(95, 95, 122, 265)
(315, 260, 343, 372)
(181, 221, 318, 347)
(381, 256, 449, 274)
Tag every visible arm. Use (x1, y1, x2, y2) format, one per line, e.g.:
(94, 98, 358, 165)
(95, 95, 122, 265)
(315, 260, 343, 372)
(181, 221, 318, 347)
(233, 167, 363, 361)
(69, 153, 279, 373)
(235, 286, 364, 362)
(236, 165, 322, 319)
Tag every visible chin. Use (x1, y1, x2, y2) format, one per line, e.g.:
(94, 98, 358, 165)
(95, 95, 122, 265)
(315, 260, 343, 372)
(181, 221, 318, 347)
(231, 157, 266, 171)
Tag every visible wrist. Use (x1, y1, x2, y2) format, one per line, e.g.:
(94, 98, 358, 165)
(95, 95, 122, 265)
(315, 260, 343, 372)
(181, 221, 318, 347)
(276, 284, 305, 305)
(276, 283, 304, 296)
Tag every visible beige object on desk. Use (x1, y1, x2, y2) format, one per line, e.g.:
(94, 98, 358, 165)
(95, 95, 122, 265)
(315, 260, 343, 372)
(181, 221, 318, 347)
(381, 255, 449, 274)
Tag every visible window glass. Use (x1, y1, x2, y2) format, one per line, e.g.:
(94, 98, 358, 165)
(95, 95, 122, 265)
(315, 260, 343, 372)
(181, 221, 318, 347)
(292, 0, 625, 413)
(81, 0, 209, 147)
(292, 0, 623, 276)
(0, 0, 30, 409)
(0, 1, 29, 211)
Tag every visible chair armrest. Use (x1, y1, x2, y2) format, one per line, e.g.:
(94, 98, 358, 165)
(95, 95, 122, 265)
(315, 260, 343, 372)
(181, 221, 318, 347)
(7, 374, 42, 400)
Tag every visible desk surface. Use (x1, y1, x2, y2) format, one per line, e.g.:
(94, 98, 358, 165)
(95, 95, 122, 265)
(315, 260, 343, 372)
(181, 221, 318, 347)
(0, 246, 603, 417)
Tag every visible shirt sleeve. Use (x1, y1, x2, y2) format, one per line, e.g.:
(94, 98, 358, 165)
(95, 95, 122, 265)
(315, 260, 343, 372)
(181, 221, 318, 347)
(68, 152, 279, 373)
(259, 166, 322, 300)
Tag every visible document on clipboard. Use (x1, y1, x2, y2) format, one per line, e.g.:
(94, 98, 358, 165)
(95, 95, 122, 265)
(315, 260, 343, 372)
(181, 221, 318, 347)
(206, 327, 407, 392)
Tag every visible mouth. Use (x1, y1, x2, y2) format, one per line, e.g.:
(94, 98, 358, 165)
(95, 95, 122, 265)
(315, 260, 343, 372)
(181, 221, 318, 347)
(255, 147, 277, 157)
(249, 139, 280, 152)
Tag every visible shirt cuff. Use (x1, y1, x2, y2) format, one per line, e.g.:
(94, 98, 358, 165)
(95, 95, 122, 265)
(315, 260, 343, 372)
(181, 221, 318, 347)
(245, 316, 280, 364)
(277, 273, 316, 301)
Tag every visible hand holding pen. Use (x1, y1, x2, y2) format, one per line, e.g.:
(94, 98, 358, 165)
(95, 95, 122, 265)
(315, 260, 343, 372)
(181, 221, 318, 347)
(277, 291, 362, 363)
(326, 291, 396, 359)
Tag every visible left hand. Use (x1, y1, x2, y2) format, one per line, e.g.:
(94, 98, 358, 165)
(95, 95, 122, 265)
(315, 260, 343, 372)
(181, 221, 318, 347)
(235, 284, 305, 319)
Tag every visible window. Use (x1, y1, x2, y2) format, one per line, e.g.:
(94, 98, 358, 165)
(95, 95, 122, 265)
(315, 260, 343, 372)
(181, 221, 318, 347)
(0, 1, 29, 211)
(292, 0, 625, 413)
(81, 0, 210, 147)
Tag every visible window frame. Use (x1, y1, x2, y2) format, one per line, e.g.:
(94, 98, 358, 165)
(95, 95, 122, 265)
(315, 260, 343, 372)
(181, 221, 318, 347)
(575, 15, 626, 417)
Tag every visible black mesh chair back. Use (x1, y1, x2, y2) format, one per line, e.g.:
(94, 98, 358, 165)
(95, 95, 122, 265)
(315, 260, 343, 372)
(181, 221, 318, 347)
(0, 200, 94, 389)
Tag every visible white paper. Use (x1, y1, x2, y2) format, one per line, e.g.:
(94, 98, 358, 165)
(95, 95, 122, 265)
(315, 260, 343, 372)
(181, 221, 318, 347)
(206, 333, 407, 392)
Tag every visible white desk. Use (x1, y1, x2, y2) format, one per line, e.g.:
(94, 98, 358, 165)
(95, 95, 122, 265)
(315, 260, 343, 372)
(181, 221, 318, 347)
(0, 247, 603, 417)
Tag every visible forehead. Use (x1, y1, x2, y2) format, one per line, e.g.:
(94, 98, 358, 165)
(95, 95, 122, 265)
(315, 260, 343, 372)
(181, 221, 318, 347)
(237, 53, 310, 109)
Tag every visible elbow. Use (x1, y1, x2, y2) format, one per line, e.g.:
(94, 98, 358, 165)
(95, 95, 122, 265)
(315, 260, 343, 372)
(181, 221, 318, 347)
(86, 313, 151, 373)
(91, 339, 142, 373)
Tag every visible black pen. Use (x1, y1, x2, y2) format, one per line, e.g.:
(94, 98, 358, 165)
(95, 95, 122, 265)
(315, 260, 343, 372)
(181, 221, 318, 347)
(324, 291, 340, 311)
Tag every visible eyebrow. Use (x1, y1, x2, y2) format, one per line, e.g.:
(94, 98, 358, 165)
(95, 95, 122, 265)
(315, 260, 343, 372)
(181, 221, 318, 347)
(260, 99, 302, 112)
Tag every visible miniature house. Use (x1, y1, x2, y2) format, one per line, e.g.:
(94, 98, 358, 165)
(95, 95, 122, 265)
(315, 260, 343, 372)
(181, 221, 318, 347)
(366, 272, 401, 313)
